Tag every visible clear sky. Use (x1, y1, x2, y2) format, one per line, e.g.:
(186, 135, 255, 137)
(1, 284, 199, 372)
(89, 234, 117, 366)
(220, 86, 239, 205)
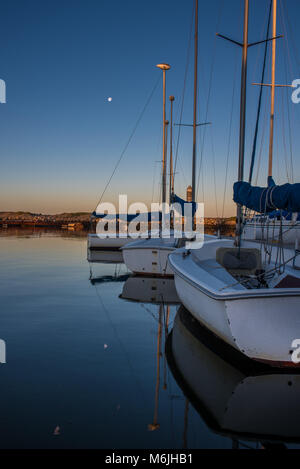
(0, 0, 300, 217)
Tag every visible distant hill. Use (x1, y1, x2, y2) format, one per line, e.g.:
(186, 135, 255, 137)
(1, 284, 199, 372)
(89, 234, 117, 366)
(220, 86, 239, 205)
(0, 211, 235, 225)
(0, 211, 91, 220)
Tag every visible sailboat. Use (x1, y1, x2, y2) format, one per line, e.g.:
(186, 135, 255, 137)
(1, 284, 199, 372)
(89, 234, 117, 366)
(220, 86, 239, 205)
(239, 0, 300, 247)
(88, 67, 168, 251)
(166, 307, 300, 446)
(88, 211, 146, 250)
(168, 0, 300, 368)
(87, 232, 135, 250)
(88, 66, 178, 252)
(243, 211, 300, 245)
(122, 0, 215, 277)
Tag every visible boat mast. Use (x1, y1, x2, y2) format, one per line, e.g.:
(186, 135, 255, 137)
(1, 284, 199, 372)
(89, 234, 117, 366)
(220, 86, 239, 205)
(236, 0, 249, 246)
(156, 63, 171, 204)
(191, 0, 198, 202)
(268, 0, 277, 180)
(165, 119, 169, 197)
(169, 96, 175, 204)
(148, 303, 163, 432)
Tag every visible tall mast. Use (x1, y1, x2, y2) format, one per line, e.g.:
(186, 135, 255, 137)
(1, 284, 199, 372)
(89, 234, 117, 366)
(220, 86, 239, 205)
(165, 119, 169, 195)
(191, 0, 198, 202)
(236, 0, 249, 246)
(156, 63, 171, 204)
(169, 96, 175, 203)
(148, 304, 163, 432)
(268, 0, 277, 180)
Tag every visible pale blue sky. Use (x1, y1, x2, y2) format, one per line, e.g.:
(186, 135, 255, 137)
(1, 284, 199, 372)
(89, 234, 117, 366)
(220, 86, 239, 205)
(0, 0, 300, 216)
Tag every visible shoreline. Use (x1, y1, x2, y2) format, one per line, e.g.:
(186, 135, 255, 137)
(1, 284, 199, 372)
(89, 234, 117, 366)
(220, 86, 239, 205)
(0, 212, 236, 230)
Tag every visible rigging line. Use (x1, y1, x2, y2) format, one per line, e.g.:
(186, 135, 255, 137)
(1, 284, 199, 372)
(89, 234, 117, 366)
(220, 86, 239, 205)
(165, 358, 176, 448)
(173, 2, 194, 188)
(280, 0, 300, 70)
(177, 156, 188, 188)
(209, 125, 219, 218)
(219, 250, 298, 292)
(279, 0, 295, 183)
(162, 305, 168, 391)
(285, 73, 294, 183)
(139, 303, 159, 323)
(280, 85, 290, 182)
(196, 0, 224, 202)
(92, 74, 161, 212)
(248, 0, 272, 185)
(196, 52, 208, 206)
(244, 0, 271, 210)
(157, 165, 163, 205)
(169, 125, 187, 189)
(151, 162, 159, 204)
(275, 114, 281, 183)
(174, 139, 188, 188)
(250, 0, 271, 87)
(151, 123, 163, 204)
(254, 56, 271, 186)
(285, 81, 295, 185)
(93, 283, 147, 405)
(221, 48, 239, 220)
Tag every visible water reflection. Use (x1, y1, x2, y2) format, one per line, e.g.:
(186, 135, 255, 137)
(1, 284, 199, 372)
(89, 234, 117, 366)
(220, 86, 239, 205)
(167, 307, 300, 449)
(87, 248, 123, 265)
(2, 228, 295, 448)
(0, 226, 88, 239)
(120, 275, 179, 435)
(120, 276, 180, 305)
(87, 248, 129, 285)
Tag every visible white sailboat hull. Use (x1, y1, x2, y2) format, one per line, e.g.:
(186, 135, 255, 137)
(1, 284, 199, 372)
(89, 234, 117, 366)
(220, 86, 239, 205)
(122, 238, 176, 276)
(87, 233, 136, 249)
(169, 239, 300, 367)
(169, 309, 300, 443)
(243, 220, 300, 244)
(174, 273, 300, 365)
(122, 234, 216, 277)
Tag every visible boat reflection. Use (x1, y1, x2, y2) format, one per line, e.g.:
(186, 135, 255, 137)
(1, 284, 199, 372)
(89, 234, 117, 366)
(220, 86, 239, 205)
(120, 275, 180, 305)
(88, 248, 128, 285)
(87, 248, 123, 264)
(166, 307, 300, 447)
(120, 275, 179, 433)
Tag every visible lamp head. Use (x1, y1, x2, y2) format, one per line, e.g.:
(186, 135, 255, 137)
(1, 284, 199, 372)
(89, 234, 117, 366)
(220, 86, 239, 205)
(156, 63, 171, 71)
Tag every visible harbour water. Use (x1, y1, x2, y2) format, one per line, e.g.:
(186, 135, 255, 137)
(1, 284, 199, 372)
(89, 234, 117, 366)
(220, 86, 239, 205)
(0, 229, 299, 449)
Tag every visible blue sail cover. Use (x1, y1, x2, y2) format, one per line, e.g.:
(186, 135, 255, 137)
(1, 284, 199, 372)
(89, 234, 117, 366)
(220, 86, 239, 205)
(92, 211, 162, 222)
(268, 210, 300, 221)
(233, 178, 300, 214)
(172, 194, 197, 217)
(92, 195, 197, 220)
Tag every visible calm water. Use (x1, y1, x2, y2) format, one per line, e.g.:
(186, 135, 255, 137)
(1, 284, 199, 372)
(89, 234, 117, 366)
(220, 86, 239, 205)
(0, 230, 299, 449)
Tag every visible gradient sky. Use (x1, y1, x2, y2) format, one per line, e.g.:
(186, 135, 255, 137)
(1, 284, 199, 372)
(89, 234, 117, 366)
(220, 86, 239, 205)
(0, 0, 300, 216)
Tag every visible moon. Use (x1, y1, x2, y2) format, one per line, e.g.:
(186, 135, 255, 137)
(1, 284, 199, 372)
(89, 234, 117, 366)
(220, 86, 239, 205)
(108, 97, 112, 102)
